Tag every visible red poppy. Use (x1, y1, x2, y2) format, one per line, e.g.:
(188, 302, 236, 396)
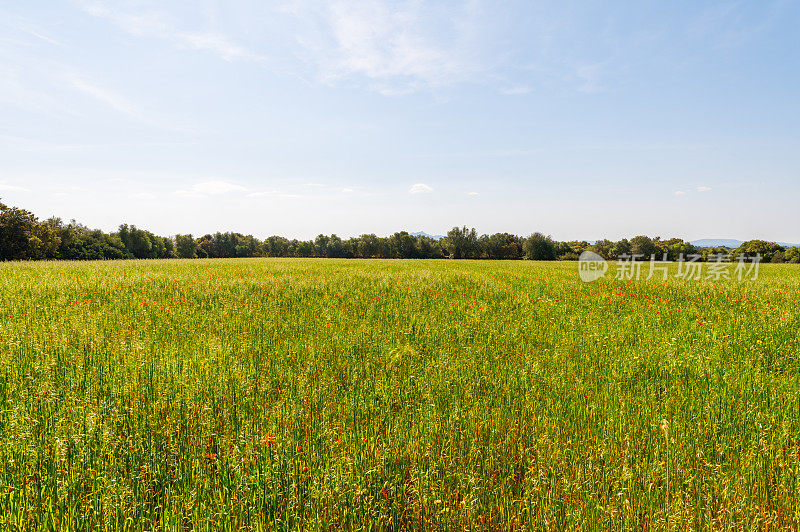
(206, 452, 217, 461)
(334, 439, 342, 447)
(302, 466, 309, 473)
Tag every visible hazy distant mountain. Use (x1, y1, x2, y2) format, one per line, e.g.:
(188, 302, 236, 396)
(691, 238, 799, 248)
(411, 231, 444, 241)
(690, 239, 744, 248)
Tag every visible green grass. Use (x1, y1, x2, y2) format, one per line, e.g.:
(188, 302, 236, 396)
(1, 258, 799, 530)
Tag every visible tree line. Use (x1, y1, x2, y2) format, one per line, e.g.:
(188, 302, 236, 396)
(1, 199, 797, 262)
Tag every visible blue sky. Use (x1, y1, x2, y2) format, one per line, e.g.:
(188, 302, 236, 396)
(1, 0, 798, 241)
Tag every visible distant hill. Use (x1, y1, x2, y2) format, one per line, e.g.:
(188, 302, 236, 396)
(411, 231, 444, 241)
(690, 239, 744, 248)
(691, 238, 798, 248)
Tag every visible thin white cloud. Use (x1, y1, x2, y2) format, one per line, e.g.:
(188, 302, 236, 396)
(130, 192, 156, 200)
(80, 2, 264, 62)
(248, 191, 303, 199)
(67, 75, 196, 132)
(22, 28, 65, 47)
(341, 187, 354, 193)
(70, 77, 138, 117)
(247, 190, 277, 197)
(176, 31, 263, 62)
(674, 190, 687, 196)
(192, 181, 246, 194)
(175, 180, 246, 199)
(576, 63, 604, 94)
(409, 183, 434, 194)
(286, 0, 484, 94)
(173, 189, 205, 199)
(467, 191, 479, 196)
(499, 86, 532, 96)
(0, 182, 31, 192)
(697, 185, 712, 192)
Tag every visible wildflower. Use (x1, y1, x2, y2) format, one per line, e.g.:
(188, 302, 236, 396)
(334, 439, 342, 447)
(362, 436, 369, 442)
(36, 390, 47, 397)
(206, 452, 217, 461)
(302, 466, 309, 473)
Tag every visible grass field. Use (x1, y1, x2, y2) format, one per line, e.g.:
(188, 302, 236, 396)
(1, 258, 799, 530)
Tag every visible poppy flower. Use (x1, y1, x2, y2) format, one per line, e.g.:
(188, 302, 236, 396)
(334, 439, 342, 447)
(206, 452, 217, 461)
(302, 466, 309, 473)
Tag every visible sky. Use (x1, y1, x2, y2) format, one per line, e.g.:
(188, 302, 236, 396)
(1, 0, 798, 242)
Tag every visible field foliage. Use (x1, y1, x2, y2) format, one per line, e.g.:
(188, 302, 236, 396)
(1, 259, 799, 530)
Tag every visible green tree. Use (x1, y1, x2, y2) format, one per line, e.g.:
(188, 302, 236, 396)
(523, 232, 556, 260)
(482, 233, 523, 259)
(444, 226, 479, 259)
(610, 238, 631, 259)
(589, 239, 614, 259)
(388, 232, 418, 258)
(0, 202, 61, 260)
(175, 234, 198, 258)
(629, 235, 658, 259)
(732, 240, 785, 263)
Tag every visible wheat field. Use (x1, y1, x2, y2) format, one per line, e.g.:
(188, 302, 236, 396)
(1, 258, 799, 530)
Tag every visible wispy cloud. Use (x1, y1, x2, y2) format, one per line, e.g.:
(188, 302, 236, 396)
(175, 180, 247, 199)
(467, 191, 479, 196)
(283, 0, 486, 94)
(247, 190, 303, 199)
(192, 181, 246, 194)
(409, 183, 434, 194)
(80, 2, 265, 62)
(675, 185, 712, 196)
(689, 1, 784, 49)
(70, 77, 139, 117)
(0, 182, 31, 192)
(499, 85, 532, 96)
(175, 31, 263, 62)
(576, 63, 604, 94)
(130, 192, 156, 200)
